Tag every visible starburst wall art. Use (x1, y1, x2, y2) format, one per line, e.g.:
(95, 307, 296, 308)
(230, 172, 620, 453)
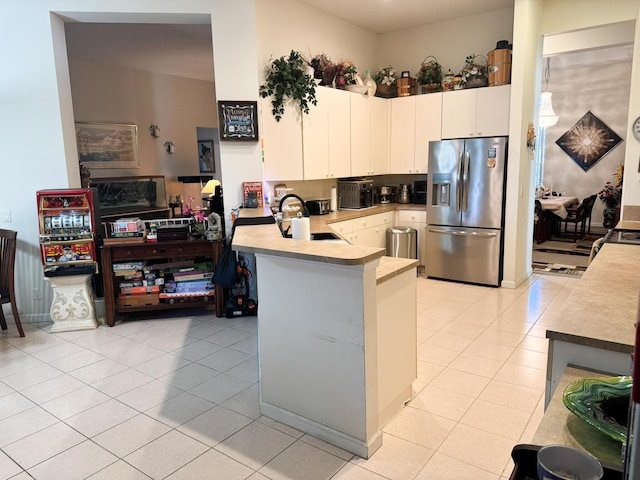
(555, 111, 622, 172)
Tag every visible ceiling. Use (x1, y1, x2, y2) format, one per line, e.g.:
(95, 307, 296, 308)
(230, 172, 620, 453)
(64, 0, 514, 82)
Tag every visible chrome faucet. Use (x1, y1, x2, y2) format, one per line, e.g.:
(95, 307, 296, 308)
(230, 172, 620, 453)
(276, 194, 309, 237)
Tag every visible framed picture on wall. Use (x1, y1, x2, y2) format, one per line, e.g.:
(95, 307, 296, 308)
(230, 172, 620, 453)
(198, 140, 215, 173)
(217, 101, 259, 141)
(555, 111, 623, 172)
(75, 122, 139, 168)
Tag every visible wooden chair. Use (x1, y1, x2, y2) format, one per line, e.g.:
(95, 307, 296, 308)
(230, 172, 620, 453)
(562, 194, 596, 242)
(0, 229, 24, 337)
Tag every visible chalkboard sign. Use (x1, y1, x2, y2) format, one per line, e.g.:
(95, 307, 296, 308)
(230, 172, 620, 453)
(217, 101, 259, 141)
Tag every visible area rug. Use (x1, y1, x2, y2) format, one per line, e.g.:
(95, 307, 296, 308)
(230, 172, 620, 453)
(532, 261, 586, 278)
(532, 250, 590, 268)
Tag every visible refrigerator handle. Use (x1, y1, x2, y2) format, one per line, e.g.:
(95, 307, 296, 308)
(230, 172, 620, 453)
(456, 151, 463, 214)
(463, 151, 470, 213)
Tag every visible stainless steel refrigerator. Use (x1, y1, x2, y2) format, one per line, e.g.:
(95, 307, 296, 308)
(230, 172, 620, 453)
(425, 137, 507, 286)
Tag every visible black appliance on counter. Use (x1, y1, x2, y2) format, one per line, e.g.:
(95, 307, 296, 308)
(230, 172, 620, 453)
(306, 199, 330, 215)
(338, 179, 374, 209)
(413, 180, 427, 204)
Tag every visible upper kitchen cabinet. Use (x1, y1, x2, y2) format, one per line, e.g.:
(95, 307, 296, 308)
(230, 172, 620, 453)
(390, 93, 442, 174)
(303, 87, 351, 180)
(441, 85, 510, 139)
(414, 93, 443, 173)
(351, 94, 389, 177)
(261, 98, 304, 181)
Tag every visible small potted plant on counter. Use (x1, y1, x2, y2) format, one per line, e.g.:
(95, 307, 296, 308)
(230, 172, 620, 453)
(259, 50, 317, 122)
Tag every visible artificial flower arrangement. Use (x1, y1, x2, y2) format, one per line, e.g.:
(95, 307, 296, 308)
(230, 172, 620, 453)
(182, 197, 206, 223)
(335, 61, 359, 89)
(309, 53, 339, 86)
(373, 65, 397, 86)
(598, 164, 624, 208)
(535, 184, 550, 198)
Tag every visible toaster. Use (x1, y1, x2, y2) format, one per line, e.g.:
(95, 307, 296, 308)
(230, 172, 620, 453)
(306, 199, 330, 215)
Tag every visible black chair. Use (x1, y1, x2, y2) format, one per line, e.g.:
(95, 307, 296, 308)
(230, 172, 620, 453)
(0, 229, 24, 337)
(562, 194, 596, 242)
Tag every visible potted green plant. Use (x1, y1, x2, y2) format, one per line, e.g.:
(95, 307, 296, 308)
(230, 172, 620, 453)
(259, 50, 318, 122)
(416, 56, 442, 93)
(373, 65, 397, 98)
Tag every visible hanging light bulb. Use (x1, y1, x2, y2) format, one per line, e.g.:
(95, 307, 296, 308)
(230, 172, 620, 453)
(539, 57, 558, 128)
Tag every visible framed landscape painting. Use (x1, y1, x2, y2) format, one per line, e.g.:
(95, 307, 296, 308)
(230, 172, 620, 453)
(75, 122, 140, 168)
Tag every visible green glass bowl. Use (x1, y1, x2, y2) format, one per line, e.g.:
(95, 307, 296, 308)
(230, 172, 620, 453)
(562, 375, 632, 443)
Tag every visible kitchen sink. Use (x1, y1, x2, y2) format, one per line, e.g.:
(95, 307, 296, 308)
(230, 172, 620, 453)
(283, 232, 344, 241)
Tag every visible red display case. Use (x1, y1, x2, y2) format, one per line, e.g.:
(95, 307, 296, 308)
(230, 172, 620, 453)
(36, 188, 101, 271)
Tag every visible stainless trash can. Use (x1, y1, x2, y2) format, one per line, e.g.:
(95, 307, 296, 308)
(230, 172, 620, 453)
(386, 226, 417, 259)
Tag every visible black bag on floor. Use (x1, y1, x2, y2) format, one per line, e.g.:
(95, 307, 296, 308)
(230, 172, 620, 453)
(212, 234, 239, 288)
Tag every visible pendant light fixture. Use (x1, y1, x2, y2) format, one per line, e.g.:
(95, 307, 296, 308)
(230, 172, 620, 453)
(539, 57, 558, 128)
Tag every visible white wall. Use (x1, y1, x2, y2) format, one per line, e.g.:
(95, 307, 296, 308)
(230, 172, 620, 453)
(542, 57, 632, 226)
(255, 0, 378, 79)
(0, 0, 259, 321)
(69, 60, 219, 202)
(541, 0, 640, 214)
(377, 8, 514, 78)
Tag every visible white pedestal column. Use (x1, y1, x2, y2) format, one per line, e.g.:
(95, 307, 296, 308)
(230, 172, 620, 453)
(46, 274, 98, 332)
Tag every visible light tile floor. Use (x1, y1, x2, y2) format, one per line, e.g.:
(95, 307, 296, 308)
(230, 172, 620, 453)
(0, 273, 578, 480)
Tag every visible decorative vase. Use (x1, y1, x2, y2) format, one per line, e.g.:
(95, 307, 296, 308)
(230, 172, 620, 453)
(441, 69, 455, 91)
(189, 222, 206, 239)
(364, 70, 376, 96)
(602, 206, 619, 229)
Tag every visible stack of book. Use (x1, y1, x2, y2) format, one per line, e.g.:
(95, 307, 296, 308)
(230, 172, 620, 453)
(114, 261, 162, 307)
(160, 268, 215, 300)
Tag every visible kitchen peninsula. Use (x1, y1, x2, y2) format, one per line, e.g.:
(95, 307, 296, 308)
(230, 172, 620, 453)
(544, 243, 638, 407)
(232, 207, 418, 458)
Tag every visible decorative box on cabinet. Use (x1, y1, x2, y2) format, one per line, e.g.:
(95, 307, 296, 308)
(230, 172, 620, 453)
(441, 85, 510, 139)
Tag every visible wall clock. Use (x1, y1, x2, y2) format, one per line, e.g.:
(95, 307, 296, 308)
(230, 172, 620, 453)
(633, 116, 640, 141)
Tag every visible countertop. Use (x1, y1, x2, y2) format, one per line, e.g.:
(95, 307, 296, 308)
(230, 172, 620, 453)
(232, 204, 420, 270)
(532, 366, 623, 467)
(546, 243, 639, 353)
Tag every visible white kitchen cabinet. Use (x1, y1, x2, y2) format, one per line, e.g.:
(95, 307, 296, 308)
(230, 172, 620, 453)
(441, 85, 510, 139)
(390, 93, 442, 174)
(338, 212, 396, 248)
(370, 96, 390, 176)
(303, 87, 351, 180)
(330, 211, 395, 248)
(261, 98, 304, 181)
(397, 209, 427, 266)
(414, 93, 442, 173)
(351, 94, 389, 177)
(389, 96, 415, 174)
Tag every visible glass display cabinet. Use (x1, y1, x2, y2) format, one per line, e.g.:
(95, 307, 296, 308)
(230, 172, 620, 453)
(90, 175, 169, 221)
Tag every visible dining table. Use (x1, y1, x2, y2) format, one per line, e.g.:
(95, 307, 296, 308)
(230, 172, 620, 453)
(539, 195, 579, 219)
(535, 195, 579, 244)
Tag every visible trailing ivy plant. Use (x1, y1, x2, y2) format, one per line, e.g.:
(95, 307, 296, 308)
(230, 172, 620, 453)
(259, 50, 317, 122)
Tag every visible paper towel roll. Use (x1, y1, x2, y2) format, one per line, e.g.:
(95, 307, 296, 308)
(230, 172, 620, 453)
(330, 186, 338, 212)
(291, 217, 311, 240)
